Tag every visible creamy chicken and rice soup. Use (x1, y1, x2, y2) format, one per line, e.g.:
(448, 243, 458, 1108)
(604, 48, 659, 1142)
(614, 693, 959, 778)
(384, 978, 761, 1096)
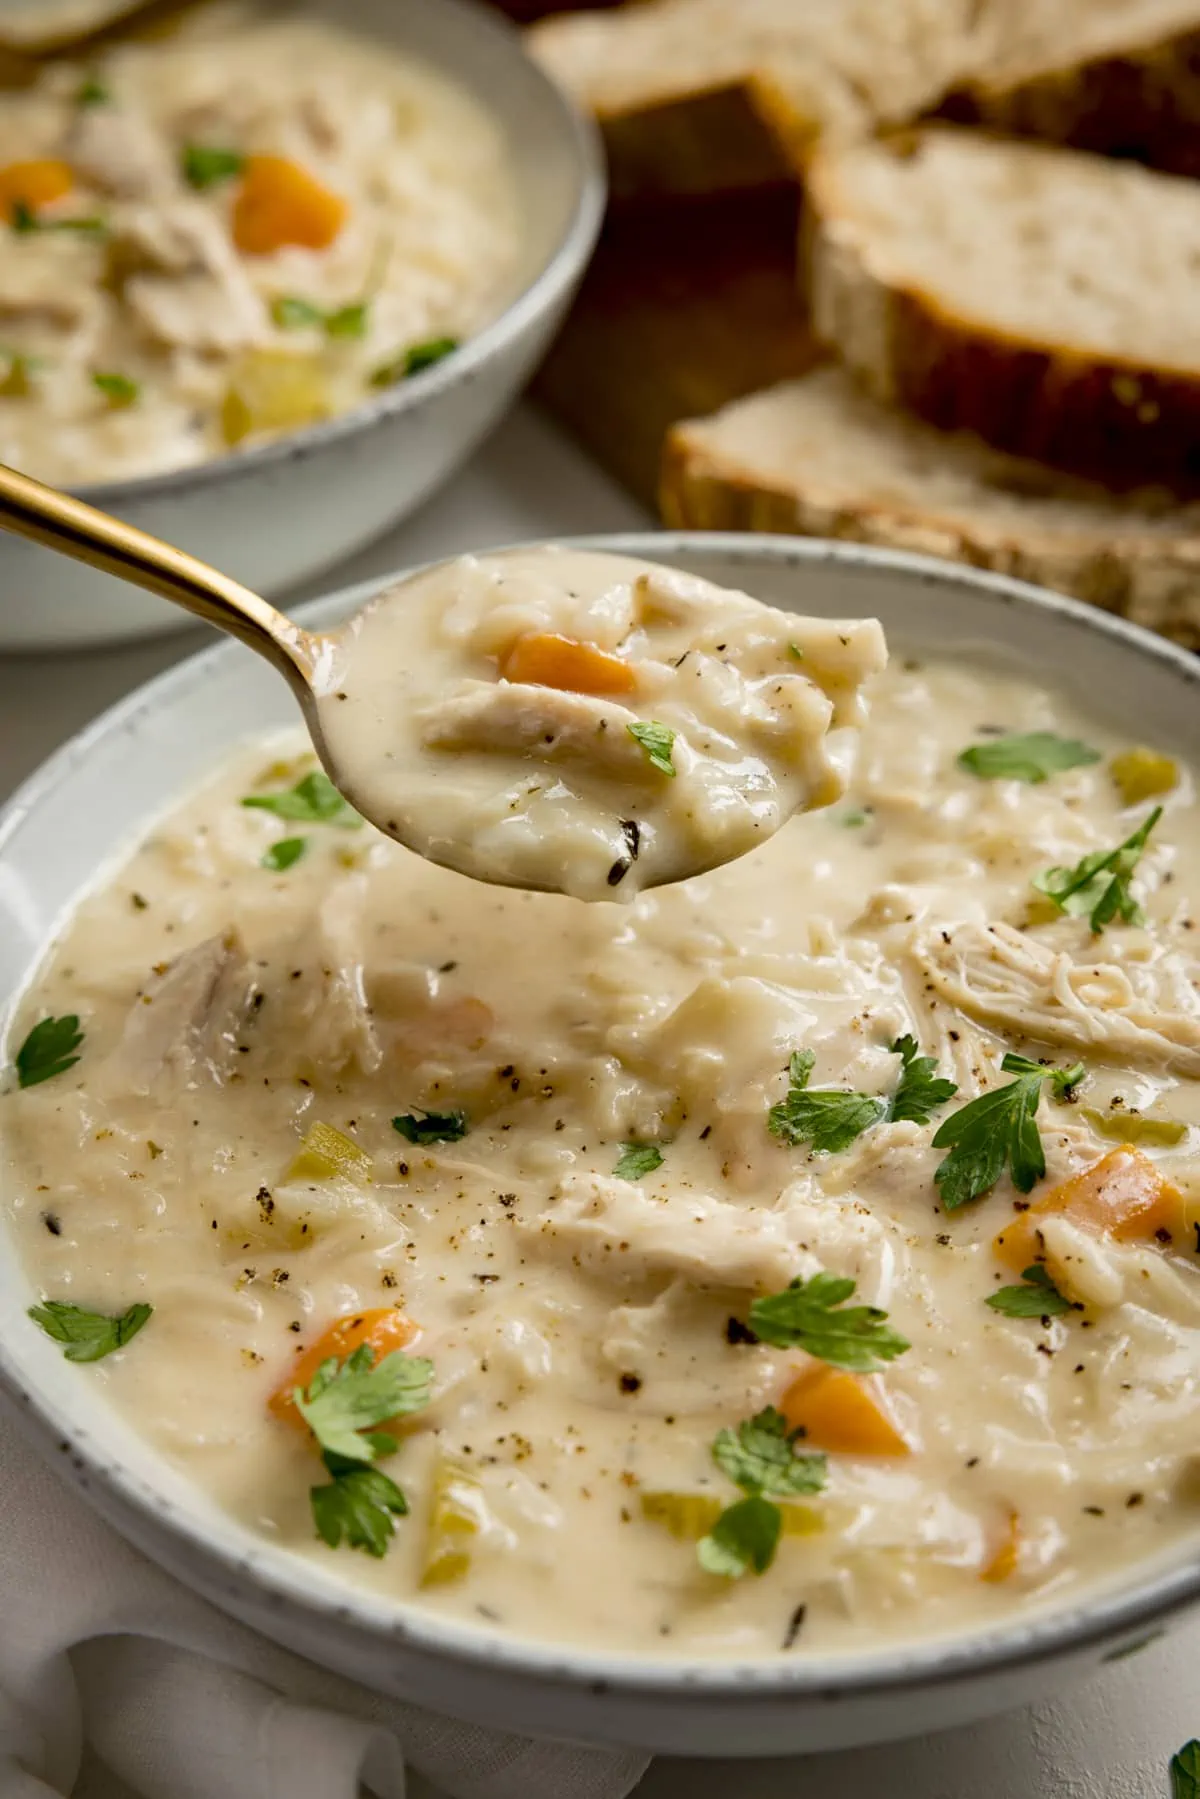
(0, 5, 518, 485)
(316, 549, 887, 900)
(3, 588, 1200, 1658)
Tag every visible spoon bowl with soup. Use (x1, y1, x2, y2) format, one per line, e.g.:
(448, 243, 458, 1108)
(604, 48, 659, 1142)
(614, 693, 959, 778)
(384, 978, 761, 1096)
(0, 463, 886, 898)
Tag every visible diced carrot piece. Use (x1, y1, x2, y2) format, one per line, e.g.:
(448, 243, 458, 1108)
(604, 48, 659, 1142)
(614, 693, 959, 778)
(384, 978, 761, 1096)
(0, 159, 73, 222)
(780, 1365, 910, 1457)
(993, 1144, 1185, 1272)
(269, 1307, 416, 1428)
(981, 1510, 1020, 1584)
(500, 632, 637, 697)
(232, 155, 347, 255)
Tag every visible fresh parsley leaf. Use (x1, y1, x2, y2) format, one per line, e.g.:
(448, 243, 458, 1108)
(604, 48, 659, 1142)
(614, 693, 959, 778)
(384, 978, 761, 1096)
(370, 336, 459, 387)
(613, 1142, 664, 1181)
(10, 200, 37, 233)
(932, 1054, 1085, 1211)
(392, 1109, 468, 1145)
(986, 1263, 1072, 1319)
(787, 643, 805, 661)
(627, 720, 677, 777)
(241, 769, 361, 828)
(697, 1494, 781, 1578)
(76, 74, 109, 105)
(29, 1299, 151, 1363)
(271, 295, 370, 339)
(311, 1462, 408, 1557)
(324, 301, 369, 339)
(1172, 1741, 1200, 1799)
(10, 200, 105, 236)
(748, 1271, 910, 1373)
(840, 808, 870, 827)
(887, 1035, 958, 1125)
(181, 144, 245, 189)
(92, 371, 139, 408)
(294, 1342, 433, 1465)
(958, 732, 1100, 784)
(261, 836, 307, 871)
(767, 1050, 885, 1152)
(711, 1407, 826, 1498)
(271, 295, 325, 330)
(1033, 806, 1162, 933)
(15, 1014, 83, 1088)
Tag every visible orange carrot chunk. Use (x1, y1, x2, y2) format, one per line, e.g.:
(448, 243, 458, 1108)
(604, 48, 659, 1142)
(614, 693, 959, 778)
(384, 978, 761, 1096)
(232, 155, 347, 255)
(780, 1364, 910, 1457)
(981, 1510, 1020, 1584)
(500, 631, 637, 697)
(0, 158, 73, 222)
(993, 1144, 1185, 1272)
(269, 1307, 416, 1428)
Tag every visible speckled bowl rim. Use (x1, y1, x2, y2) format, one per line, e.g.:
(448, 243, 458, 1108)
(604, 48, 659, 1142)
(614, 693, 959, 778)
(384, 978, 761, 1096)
(64, 0, 605, 509)
(3, 532, 1200, 1713)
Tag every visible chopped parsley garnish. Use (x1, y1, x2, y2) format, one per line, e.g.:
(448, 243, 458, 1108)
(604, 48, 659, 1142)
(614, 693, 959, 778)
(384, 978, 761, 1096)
(294, 1342, 433, 1465)
(931, 1054, 1084, 1212)
(261, 836, 307, 871)
(76, 74, 110, 105)
(887, 1034, 959, 1125)
(311, 1463, 408, 1557)
(392, 1109, 468, 1145)
(370, 335, 459, 387)
(271, 295, 369, 339)
(241, 769, 361, 828)
(181, 144, 245, 189)
(958, 731, 1100, 784)
(1032, 805, 1161, 933)
(626, 720, 676, 777)
(11, 200, 105, 235)
(768, 1050, 884, 1152)
(294, 1341, 433, 1559)
(92, 371, 139, 408)
(747, 1272, 910, 1373)
(613, 1142, 664, 1181)
(29, 1299, 151, 1363)
(14, 1014, 83, 1088)
(768, 1039, 955, 1153)
(840, 808, 870, 827)
(787, 643, 805, 661)
(986, 1263, 1072, 1319)
(1172, 1741, 1200, 1799)
(698, 1407, 826, 1580)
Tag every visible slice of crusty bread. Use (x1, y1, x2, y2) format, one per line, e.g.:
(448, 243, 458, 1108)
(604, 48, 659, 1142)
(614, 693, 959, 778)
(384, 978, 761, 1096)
(661, 368, 1200, 647)
(942, 0, 1200, 177)
(527, 0, 983, 197)
(805, 126, 1200, 490)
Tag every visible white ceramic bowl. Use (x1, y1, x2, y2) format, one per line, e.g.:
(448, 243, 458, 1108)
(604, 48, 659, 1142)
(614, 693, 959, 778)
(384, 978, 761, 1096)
(0, 0, 604, 652)
(2, 536, 1199, 1755)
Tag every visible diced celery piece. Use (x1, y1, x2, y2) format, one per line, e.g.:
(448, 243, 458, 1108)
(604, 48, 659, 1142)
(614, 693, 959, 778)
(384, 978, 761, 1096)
(1111, 747, 1178, 806)
(420, 1457, 488, 1588)
(221, 350, 330, 446)
(285, 1121, 372, 1184)
(640, 1490, 822, 1540)
(1081, 1107, 1188, 1148)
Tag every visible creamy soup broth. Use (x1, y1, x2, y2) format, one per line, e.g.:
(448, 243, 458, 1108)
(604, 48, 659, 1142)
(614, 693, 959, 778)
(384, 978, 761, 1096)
(4, 649, 1200, 1658)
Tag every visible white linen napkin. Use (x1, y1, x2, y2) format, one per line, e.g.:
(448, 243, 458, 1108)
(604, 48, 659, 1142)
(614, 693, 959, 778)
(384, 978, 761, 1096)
(0, 1400, 649, 1799)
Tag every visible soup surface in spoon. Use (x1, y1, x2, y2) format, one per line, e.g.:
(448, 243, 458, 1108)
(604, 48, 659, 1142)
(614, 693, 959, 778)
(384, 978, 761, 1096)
(314, 547, 888, 899)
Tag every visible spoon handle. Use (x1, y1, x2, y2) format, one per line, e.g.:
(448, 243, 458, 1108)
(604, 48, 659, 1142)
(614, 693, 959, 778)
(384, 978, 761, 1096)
(0, 461, 315, 688)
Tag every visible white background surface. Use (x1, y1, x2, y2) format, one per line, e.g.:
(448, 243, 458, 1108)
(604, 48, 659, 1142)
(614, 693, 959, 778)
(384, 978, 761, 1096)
(3, 405, 1198, 1798)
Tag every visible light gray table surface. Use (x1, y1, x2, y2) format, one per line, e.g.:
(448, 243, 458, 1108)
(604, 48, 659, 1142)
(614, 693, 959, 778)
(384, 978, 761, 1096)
(4, 407, 1196, 1799)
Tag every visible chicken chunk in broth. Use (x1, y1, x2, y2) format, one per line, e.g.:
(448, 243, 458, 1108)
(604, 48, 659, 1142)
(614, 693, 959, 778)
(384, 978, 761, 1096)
(316, 548, 888, 899)
(4, 633, 1200, 1663)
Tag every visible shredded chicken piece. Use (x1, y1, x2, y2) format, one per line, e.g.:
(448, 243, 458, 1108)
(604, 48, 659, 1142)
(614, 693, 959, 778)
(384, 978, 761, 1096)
(280, 878, 382, 1077)
(523, 1173, 805, 1292)
(916, 921, 1200, 1074)
(420, 680, 655, 778)
(1038, 1215, 1200, 1323)
(64, 105, 175, 198)
(104, 931, 256, 1094)
(0, 239, 101, 339)
(110, 200, 267, 353)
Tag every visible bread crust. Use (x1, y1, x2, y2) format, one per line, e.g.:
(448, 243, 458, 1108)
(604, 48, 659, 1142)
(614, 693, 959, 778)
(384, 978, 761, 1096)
(805, 134, 1200, 490)
(660, 412, 1200, 648)
(941, 24, 1200, 179)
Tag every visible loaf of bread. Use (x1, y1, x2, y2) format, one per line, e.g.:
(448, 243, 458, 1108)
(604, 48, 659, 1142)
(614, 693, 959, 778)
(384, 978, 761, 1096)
(661, 368, 1200, 646)
(805, 126, 1200, 489)
(527, 0, 981, 197)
